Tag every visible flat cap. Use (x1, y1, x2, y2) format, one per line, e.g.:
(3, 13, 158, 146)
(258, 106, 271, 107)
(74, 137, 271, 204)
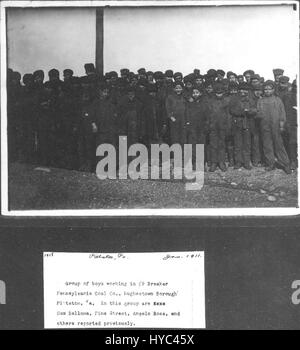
(214, 82, 225, 93)
(84, 63, 95, 72)
(207, 69, 217, 77)
(227, 71, 237, 78)
(174, 72, 183, 79)
(137, 68, 146, 75)
(273, 68, 284, 76)
(48, 68, 59, 77)
(279, 76, 290, 83)
(63, 69, 73, 75)
(263, 80, 275, 88)
(165, 70, 174, 78)
(243, 70, 254, 76)
(154, 71, 164, 80)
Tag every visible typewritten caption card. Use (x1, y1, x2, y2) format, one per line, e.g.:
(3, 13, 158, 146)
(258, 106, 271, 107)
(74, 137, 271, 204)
(43, 251, 205, 329)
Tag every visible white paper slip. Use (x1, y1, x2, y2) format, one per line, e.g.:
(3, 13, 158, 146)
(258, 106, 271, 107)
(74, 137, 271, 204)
(43, 251, 206, 329)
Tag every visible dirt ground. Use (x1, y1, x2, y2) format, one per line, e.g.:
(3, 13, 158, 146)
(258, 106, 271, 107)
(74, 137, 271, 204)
(7, 162, 298, 210)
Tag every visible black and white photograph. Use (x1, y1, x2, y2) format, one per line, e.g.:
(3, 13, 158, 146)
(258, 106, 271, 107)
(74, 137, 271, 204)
(1, 0, 299, 215)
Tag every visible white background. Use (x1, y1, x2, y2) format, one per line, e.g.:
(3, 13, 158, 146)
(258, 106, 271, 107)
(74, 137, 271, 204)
(43, 251, 206, 329)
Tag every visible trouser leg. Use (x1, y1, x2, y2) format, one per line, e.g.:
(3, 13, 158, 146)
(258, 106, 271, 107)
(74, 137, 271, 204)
(261, 129, 275, 167)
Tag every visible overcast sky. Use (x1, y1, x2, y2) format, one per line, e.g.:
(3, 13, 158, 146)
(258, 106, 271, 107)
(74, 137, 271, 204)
(7, 5, 299, 81)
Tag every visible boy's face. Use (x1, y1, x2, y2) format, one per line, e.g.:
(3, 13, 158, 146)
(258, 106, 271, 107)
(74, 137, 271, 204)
(264, 85, 274, 97)
(239, 89, 248, 97)
(34, 76, 43, 84)
(147, 75, 154, 82)
(128, 91, 135, 100)
(217, 74, 224, 81)
(156, 78, 164, 85)
(174, 76, 182, 83)
(165, 77, 173, 83)
(49, 74, 59, 82)
(254, 89, 263, 98)
(185, 82, 193, 90)
(111, 76, 117, 84)
(195, 78, 203, 85)
(279, 82, 288, 90)
(174, 85, 183, 95)
(192, 89, 201, 100)
(229, 75, 236, 83)
(206, 85, 213, 94)
(244, 74, 251, 83)
(81, 93, 90, 104)
(251, 79, 259, 86)
(274, 74, 282, 83)
(238, 77, 244, 83)
(138, 84, 147, 91)
(101, 88, 109, 99)
(64, 73, 72, 81)
(130, 78, 138, 87)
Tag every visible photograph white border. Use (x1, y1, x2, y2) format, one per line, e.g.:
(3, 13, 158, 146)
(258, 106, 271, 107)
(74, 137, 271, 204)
(1, 0, 299, 216)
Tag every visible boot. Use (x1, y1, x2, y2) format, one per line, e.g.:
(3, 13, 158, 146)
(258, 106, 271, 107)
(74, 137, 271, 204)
(290, 160, 297, 170)
(209, 163, 217, 172)
(234, 162, 242, 169)
(265, 164, 275, 171)
(219, 162, 227, 172)
(244, 162, 252, 170)
(284, 166, 292, 175)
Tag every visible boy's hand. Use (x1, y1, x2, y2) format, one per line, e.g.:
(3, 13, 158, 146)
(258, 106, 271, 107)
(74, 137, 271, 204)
(170, 116, 176, 122)
(92, 122, 98, 133)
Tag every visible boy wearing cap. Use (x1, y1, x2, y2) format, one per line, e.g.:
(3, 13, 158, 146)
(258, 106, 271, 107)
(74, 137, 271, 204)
(18, 74, 36, 162)
(63, 69, 73, 83)
(251, 84, 264, 167)
(174, 72, 183, 84)
(276, 76, 290, 100)
(237, 75, 244, 84)
(226, 83, 239, 167)
(281, 80, 298, 170)
(91, 84, 117, 150)
(243, 70, 255, 85)
(77, 90, 98, 172)
(256, 80, 291, 174)
(183, 74, 195, 102)
(227, 72, 238, 84)
(141, 84, 162, 147)
(273, 68, 284, 95)
(35, 82, 58, 167)
(202, 80, 215, 166)
(229, 82, 257, 170)
(216, 70, 225, 83)
(117, 87, 143, 147)
(206, 83, 230, 172)
(184, 86, 207, 169)
(165, 82, 186, 145)
(137, 68, 147, 80)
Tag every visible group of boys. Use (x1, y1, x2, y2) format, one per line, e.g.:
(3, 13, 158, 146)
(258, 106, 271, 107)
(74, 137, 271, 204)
(7, 63, 297, 174)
